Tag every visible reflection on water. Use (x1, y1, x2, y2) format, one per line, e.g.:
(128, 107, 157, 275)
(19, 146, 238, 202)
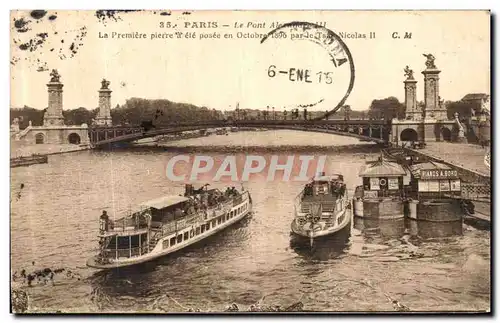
(289, 224, 351, 261)
(89, 212, 256, 306)
(354, 217, 463, 242)
(407, 219, 463, 240)
(353, 217, 406, 241)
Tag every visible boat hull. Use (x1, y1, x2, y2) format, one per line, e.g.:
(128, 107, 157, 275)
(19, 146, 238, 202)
(290, 208, 352, 239)
(11, 155, 48, 168)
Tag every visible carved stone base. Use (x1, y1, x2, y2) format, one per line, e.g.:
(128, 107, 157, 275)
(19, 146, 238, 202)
(456, 136, 468, 144)
(43, 116, 65, 126)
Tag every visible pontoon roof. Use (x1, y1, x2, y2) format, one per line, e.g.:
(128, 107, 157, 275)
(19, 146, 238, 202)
(409, 161, 456, 176)
(359, 159, 407, 177)
(140, 195, 189, 210)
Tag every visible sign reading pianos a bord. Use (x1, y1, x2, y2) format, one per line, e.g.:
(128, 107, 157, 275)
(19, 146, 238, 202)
(419, 169, 458, 180)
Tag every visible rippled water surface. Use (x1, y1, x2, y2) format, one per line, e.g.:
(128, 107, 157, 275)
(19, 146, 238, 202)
(10, 131, 490, 312)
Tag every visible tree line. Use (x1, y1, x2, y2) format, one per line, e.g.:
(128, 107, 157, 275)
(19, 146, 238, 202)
(10, 96, 477, 129)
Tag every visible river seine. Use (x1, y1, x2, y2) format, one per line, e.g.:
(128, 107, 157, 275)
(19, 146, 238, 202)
(10, 130, 490, 312)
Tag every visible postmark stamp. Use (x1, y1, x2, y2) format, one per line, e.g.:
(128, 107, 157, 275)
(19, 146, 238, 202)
(260, 21, 355, 118)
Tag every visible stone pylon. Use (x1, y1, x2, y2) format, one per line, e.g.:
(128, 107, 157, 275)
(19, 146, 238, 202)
(95, 79, 113, 126)
(44, 69, 65, 126)
(421, 54, 447, 120)
(403, 66, 420, 120)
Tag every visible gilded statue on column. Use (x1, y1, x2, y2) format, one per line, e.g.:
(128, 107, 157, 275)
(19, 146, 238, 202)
(50, 69, 61, 82)
(422, 53, 436, 69)
(404, 65, 414, 79)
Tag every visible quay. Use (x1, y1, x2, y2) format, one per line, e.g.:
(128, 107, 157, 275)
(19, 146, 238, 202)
(10, 142, 89, 159)
(408, 142, 490, 181)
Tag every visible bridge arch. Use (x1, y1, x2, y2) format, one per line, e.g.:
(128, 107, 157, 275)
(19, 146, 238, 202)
(89, 121, 389, 147)
(68, 133, 81, 145)
(35, 133, 45, 144)
(400, 128, 418, 142)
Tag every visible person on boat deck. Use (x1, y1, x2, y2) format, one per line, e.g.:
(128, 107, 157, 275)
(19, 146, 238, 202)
(207, 192, 215, 206)
(330, 181, 339, 194)
(100, 211, 109, 231)
(174, 207, 183, 219)
(184, 184, 192, 196)
(304, 184, 313, 196)
(163, 211, 172, 223)
(202, 191, 209, 206)
(185, 203, 195, 216)
(336, 184, 346, 196)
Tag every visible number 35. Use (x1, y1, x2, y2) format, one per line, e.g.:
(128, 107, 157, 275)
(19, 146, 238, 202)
(159, 22, 172, 28)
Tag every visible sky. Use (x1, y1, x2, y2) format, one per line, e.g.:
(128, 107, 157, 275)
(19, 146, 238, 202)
(10, 10, 490, 113)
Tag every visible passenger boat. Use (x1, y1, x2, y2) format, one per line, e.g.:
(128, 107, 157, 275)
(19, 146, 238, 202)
(291, 173, 351, 246)
(87, 184, 252, 269)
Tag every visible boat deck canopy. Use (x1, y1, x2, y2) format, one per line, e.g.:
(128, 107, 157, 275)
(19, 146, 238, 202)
(311, 174, 344, 183)
(140, 195, 189, 210)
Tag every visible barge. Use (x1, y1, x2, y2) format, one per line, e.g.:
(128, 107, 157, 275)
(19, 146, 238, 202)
(354, 150, 466, 223)
(352, 154, 409, 219)
(405, 161, 463, 222)
(10, 154, 48, 168)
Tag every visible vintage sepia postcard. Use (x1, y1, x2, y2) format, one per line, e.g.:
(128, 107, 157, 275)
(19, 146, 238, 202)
(10, 10, 491, 314)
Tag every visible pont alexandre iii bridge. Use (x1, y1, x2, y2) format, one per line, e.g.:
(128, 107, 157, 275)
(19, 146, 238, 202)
(86, 54, 471, 148)
(88, 119, 391, 147)
(12, 69, 391, 147)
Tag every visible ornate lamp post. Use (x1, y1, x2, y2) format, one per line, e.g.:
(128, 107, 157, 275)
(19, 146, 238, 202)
(343, 105, 351, 121)
(272, 106, 275, 120)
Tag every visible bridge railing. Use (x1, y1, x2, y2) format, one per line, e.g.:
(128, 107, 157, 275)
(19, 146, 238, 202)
(89, 119, 391, 145)
(89, 118, 388, 130)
